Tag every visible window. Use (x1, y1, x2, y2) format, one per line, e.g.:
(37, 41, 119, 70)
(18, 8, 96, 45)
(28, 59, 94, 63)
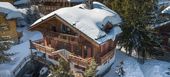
(51, 26, 56, 32)
(0, 22, 9, 31)
(61, 24, 70, 33)
(84, 45, 88, 58)
(168, 38, 170, 46)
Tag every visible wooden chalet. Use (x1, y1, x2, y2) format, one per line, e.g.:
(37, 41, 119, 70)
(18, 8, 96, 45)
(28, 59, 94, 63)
(0, 2, 23, 42)
(30, 0, 89, 15)
(29, 1, 122, 71)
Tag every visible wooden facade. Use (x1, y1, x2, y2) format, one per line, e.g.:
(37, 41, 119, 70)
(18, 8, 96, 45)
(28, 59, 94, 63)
(0, 13, 18, 42)
(0, 0, 15, 3)
(156, 22, 170, 52)
(30, 0, 85, 15)
(30, 15, 117, 68)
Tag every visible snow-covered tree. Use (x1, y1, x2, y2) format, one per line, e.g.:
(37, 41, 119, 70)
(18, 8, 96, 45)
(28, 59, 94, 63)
(0, 36, 12, 63)
(107, 0, 163, 62)
(84, 58, 97, 77)
(49, 58, 73, 77)
(26, 6, 40, 24)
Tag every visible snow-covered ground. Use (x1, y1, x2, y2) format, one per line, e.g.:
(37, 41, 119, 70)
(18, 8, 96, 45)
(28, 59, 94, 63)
(0, 27, 43, 77)
(104, 50, 170, 77)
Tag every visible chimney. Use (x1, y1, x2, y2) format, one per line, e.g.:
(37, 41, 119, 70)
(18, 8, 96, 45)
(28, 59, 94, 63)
(85, 0, 93, 9)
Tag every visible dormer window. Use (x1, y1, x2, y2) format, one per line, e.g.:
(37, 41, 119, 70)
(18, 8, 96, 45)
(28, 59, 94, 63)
(104, 22, 113, 33)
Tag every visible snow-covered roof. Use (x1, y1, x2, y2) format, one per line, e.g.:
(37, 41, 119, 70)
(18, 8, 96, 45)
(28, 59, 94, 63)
(158, 0, 170, 7)
(0, 2, 23, 19)
(14, 0, 30, 5)
(162, 6, 170, 14)
(31, 2, 122, 44)
(154, 20, 170, 28)
(67, 0, 85, 2)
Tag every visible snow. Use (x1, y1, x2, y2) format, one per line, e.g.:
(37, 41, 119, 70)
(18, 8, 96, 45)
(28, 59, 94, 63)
(104, 50, 170, 77)
(158, 0, 170, 7)
(0, 27, 43, 77)
(31, 2, 122, 44)
(0, 2, 24, 19)
(142, 60, 170, 77)
(162, 6, 170, 14)
(14, 0, 30, 5)
(67, 0, 85, 2)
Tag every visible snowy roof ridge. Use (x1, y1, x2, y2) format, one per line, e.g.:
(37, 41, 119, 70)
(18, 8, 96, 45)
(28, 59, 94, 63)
(162, 6, 170, 14)
(31, 2, 122, 44)
(0, 2, 23, 19)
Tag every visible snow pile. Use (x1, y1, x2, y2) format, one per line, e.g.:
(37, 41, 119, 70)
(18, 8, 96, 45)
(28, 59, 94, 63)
(0, 2, 23, 19)
(14, 0, 30, 5)
(19, 28, 43, 42)
(0, 28, 43, 77)
(162, 6, 170, 14)
(104, 50, 170, 77)
(31, 2, 122, 44)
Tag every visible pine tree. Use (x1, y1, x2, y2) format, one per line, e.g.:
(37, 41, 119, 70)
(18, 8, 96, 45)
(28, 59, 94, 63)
(84, 58, 97, 77)
(0, 36, 12, 63)
(49, 58, 74, 77)
(107, 0, 163, 62)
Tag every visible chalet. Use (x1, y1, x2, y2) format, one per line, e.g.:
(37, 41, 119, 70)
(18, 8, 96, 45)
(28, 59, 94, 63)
(30, 0, 88, 15)
(29, 1, 122, 75)
(0, 0, 15, 3)
(0, 2, 23, 42)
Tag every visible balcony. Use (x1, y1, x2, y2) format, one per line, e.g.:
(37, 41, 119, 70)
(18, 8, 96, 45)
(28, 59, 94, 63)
(69, 54, 91, 68)
(100, 49, 115, 64)
(45, 31, 79, 44)
(32, 39, 55, 55)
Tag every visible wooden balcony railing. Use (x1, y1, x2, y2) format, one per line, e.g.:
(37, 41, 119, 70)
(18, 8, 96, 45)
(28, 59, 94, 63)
(100, 49, 115, 64)
(45, 31, 79, 44)
(32, 40, 55, 55)
(69, 54, 90, 68)
(38, 5, 61, 14)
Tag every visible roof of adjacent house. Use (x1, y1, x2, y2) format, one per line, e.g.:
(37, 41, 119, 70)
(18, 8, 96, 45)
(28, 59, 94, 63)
(162, 6, 170, 14)
(68, 0, 85, 2)
(0, 2, 23, 19)
(31, 2, 122, 44)
(14, 0, 30, 5)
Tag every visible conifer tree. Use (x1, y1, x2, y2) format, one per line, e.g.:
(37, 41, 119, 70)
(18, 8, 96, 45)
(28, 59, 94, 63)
(49, 58, 74, 77)
(84, 58, 97, 77)
(107, 0, 163, 62)
(0, 36, 12, 63)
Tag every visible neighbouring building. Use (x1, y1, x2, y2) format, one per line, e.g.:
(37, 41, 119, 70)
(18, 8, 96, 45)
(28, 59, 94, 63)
(0, 2, 23, 42)
(0, 0, 15, 3)
(30, 0, 102, 15)
(30, 0, 89, 15)
(29, 1, 122, 75)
